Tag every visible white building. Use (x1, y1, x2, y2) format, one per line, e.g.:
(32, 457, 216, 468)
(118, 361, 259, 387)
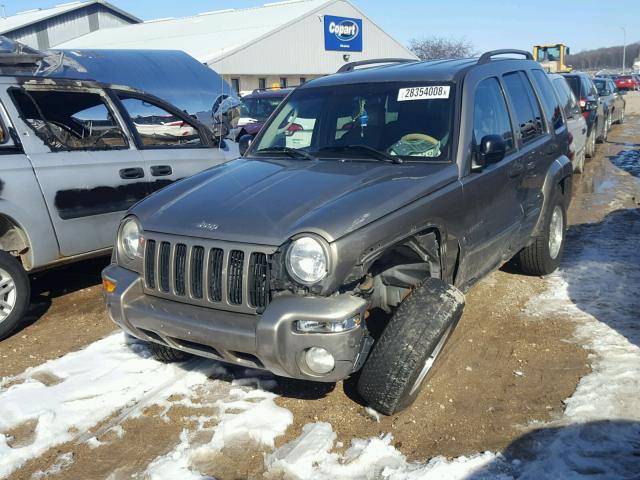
(59, 0, 417, 94)
(0, 1, 140, 50)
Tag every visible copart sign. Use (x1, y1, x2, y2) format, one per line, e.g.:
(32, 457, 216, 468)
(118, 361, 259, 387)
(324, 15, 363, 52)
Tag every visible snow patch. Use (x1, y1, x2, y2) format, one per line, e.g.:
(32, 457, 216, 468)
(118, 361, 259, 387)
(0, 333, 210, 478)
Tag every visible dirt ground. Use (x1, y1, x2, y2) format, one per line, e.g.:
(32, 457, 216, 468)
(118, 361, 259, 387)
(2, 93, 640, 479)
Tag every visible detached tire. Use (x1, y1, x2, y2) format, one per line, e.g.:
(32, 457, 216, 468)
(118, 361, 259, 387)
(516, 189, 566, 276)
(357, 278, 465, 415)
(148, 341, 191, 363)
(0, 251, 30, 341)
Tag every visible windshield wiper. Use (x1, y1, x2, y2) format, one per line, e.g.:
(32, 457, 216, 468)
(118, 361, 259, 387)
(317, 145, 402, 164)
(256, 146, 316, 160)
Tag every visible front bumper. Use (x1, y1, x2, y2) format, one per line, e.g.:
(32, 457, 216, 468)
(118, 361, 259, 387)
(102, 264, 371, 382)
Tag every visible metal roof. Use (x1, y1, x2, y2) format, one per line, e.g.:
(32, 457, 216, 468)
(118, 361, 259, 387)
(59, 0, 336, 64)
(0, 1, 141, 35)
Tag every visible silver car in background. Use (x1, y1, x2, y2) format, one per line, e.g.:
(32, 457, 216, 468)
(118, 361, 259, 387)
(549, 73, 588, 173)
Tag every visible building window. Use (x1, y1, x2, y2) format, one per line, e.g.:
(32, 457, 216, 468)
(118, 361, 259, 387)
(231, 78, 240, 93)
(258, 78, 266, 90)
(299, 77, 307, 84)
(280, 77, 288, 88)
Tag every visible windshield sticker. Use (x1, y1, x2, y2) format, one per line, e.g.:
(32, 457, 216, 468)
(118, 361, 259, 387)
(398, 86, 450, 101)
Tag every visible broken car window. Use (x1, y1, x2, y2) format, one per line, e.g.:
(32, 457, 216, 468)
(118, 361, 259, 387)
(117, 95, 204, 148)
(11, 88, 128, 151)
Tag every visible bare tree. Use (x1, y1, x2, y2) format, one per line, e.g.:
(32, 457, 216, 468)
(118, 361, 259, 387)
(408, 36, 475, 61)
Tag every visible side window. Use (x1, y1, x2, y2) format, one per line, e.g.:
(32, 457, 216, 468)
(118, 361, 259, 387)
(473, 77, 514, 151)
(118, 95, 204, 148)
(503, 71, 544, 144)
(531, 70, 564, 131)
(583, 77, 597, 97)
(11, 89, 127, 152)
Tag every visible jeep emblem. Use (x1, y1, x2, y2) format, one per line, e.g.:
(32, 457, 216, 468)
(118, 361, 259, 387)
(198, 221, 219, 231)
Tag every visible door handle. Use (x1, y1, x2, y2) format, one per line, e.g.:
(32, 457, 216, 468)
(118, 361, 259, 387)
(508, 162, 524, 178)
(119, 167, 144, 179)
(150, 165, 172, 176)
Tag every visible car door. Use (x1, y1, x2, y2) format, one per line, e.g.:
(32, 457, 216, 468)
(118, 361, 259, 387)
(502, 71, 554, 239)
(610, 80, 625, 122)
(553, 77, 587, 158)
(112, 91, 234, 195)
(458, 76, 524, 283)
(7, 83, 146, 257)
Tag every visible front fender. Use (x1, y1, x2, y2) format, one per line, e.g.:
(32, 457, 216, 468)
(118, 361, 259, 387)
(532, 155, 572, 238)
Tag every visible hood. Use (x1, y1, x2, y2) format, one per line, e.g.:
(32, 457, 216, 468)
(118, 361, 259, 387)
(133, 158, 459, 246)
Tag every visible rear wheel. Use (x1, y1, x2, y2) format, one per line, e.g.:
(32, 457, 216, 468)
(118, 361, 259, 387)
(516, 189, 566, 276)
(0, 252, 30, 341)
(573, 148, 585, 174)
(357, 278, 465, 415)
(618, 108, 625, 125)
(148, 341, 191, 362)
(585, 126, 596, 158)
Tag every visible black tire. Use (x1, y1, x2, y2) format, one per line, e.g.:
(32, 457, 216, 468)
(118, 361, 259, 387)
(0, 252, 30, 341)
(573, 149, 585, 174)
(516, 189, 566, 276)
(148, 341, 191, 362)
(357, 278, 465, 415)
(585, 126, 596, 158)
(618, 109, 625, 125)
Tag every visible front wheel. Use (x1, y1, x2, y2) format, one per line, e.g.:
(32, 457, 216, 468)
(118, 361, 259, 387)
(0, 252, 30, 341)
(516, 189, 566, 276)
(357, 278, 465, 415)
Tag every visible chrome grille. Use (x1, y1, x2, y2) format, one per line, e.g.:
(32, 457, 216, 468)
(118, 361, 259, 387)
(142, 233, 275, 314)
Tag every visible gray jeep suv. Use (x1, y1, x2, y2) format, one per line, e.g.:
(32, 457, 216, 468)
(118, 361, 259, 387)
(103, 50, 572, 414)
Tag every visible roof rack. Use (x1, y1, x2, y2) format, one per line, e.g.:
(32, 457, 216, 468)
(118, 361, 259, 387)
(337, 58, 415, 73)
(478, 49, 533, 64)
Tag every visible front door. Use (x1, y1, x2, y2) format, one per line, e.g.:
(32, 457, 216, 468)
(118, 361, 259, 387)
(458, 76, 524, 285)
(8, 84, 147, 257)
(112, 92, 235, 195)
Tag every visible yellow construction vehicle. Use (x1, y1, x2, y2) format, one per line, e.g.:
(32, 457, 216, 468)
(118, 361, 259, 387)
(533, 44, 572, 73)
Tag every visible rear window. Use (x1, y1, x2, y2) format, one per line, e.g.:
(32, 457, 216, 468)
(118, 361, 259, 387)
(563, 76, 581, 98)
(593, 79, 607, 95)
(531, 70, 564, 131)
(503, 71, 544, 144)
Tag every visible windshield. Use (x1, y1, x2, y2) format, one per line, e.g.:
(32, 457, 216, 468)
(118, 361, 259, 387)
(536, 46, 561, 62)
(240, 96, 284, 122)
(593, 79, 607, 95)
(251, 82, 455, 161)
(564, 76, 581, 98)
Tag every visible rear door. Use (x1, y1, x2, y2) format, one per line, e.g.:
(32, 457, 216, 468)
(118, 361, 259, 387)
(8, 84, 146, 257)
(501, 71, 552, 240)
(112, 91, 234, 196)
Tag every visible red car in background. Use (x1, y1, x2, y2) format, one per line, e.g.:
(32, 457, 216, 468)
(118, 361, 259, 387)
(614, 75, 640, 91)
(236, 87, 293, 140)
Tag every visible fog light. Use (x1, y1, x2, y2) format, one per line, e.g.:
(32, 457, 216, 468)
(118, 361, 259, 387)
(295, 316, 361, 333)
(305, 347, 335, 374)
(102, 278, 117, 293)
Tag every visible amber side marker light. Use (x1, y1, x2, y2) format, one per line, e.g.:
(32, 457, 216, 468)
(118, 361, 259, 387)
(102, 278, 117, 293)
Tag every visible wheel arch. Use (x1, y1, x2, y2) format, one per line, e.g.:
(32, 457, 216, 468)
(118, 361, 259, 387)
(0, 214, 32, 269)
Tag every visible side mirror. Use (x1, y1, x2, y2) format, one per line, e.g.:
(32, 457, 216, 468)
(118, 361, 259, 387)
(239, 134, 254, 156)
(472, 134, 506, 172)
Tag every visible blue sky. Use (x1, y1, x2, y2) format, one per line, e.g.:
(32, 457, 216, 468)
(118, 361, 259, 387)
(4, 0, 638, 54)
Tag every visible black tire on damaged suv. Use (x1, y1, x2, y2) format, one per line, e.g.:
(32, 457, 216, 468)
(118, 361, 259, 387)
(516, 188, 567, 275)
(357, 278, 465, 415)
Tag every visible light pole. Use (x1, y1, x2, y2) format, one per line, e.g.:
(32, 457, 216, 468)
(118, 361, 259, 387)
(621, 26, 626, 75)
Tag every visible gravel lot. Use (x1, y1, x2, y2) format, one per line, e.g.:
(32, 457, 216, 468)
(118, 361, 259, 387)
(1, 92, 639, 480)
